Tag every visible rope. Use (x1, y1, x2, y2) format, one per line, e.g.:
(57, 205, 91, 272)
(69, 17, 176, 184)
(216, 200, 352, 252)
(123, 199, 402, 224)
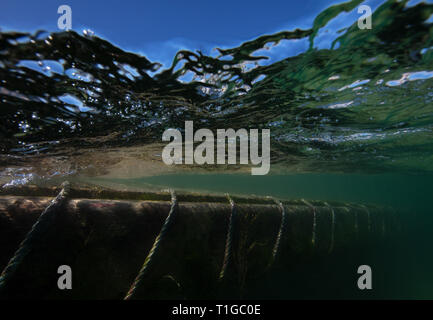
(0, 181, 70, 292)
(344, 204, 359, 236)
(324, 202, 335, 254)
(124, 190, 178, 300)
(301, 199, 317, 248)
(268, 198, 287, 268)
(218, 193, 236, 281)
(360, 204, 371, 233)
(354, 209, 359, 235)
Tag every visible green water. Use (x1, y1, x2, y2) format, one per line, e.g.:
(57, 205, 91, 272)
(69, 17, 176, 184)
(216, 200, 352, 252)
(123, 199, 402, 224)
(123, 173, 432, 210)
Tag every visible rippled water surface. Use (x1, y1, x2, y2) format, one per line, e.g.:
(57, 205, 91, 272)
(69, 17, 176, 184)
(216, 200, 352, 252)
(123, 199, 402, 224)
(1, 0, 433, 188)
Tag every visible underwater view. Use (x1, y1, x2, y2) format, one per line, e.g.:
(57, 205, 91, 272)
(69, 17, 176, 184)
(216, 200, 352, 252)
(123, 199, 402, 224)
(1, 0, 433, 302)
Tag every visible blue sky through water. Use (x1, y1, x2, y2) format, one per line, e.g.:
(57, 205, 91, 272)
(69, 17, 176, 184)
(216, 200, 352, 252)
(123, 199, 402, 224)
(0, 0, 429, 68)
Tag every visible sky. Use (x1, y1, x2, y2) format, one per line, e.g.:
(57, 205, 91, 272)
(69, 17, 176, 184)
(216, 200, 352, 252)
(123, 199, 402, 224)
(1, 0, 337, 45)
(0, 0, 429, 67)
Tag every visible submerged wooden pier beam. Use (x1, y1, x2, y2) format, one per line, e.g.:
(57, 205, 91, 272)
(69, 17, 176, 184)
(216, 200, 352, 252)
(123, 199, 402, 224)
(0, 184, 402, 299)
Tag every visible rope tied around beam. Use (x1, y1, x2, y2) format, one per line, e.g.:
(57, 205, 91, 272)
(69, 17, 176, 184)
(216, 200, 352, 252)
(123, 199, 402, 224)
(343, 204, 359, 237)
(324, 202, 335, 254)
(218, 193, 236, 282)
(0, 181, 70, 292)
(268, 198, 287, 268)
(354, 209, 359, 235)
(124, 189, 178, 300)
(360, 204, 372, 233)
(301, 199, 317, 248)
